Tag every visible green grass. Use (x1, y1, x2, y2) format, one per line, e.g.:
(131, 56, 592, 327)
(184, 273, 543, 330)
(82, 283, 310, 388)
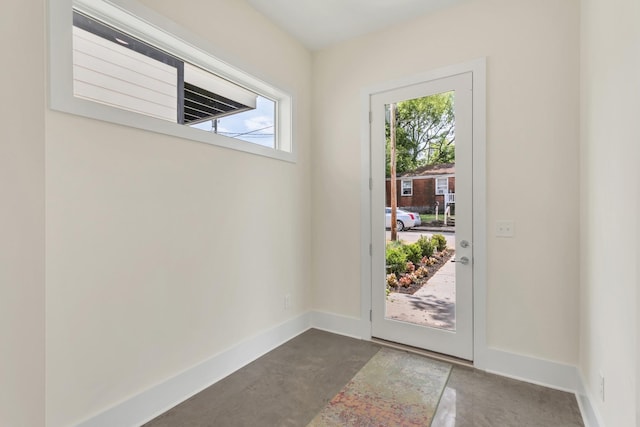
(420, 213, 455, 223)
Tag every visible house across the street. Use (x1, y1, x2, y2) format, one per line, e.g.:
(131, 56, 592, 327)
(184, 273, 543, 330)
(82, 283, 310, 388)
(386, 163, 455, 214)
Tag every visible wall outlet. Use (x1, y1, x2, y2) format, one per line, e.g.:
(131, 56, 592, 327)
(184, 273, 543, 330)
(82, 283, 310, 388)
(598, 373, 605, 402)
(496, 220, 515, 238)
(284, 294, 291, 310)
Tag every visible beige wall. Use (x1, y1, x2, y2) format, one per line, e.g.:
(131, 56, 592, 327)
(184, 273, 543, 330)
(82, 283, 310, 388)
(45, 1, 312, 425)
(311, 0, 581, 364)
(0, 0, 46, 426)
(11, 0, 640, 425)
(580, 0, 640, 425)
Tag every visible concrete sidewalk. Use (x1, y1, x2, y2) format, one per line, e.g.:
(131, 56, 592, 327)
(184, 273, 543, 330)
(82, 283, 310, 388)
(385, 255, 456, 330)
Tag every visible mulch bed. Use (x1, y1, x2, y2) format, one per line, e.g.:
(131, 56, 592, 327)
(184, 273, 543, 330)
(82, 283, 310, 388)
(389, 249, 455, 295)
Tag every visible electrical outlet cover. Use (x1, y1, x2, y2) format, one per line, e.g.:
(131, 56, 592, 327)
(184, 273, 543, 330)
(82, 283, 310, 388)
(496, 220, 515, 237)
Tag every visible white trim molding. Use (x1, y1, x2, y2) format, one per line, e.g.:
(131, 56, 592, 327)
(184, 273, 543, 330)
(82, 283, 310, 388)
(359, 57, 487, 362)
(576, 372, 603, 427)
(48, 0, 295, 162)
(480, 347, 581, 393)
(310, 311, 363, 339)
(312, 310, 583, 391)
(400, 179, 413, 196)
(312, 310, 592, 425)
(72, 309, 591, 427)
(75, 313, 312, 427)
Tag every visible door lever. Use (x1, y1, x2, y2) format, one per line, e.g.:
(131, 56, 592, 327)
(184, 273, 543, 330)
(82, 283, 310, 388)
(452, 256, 470, 265)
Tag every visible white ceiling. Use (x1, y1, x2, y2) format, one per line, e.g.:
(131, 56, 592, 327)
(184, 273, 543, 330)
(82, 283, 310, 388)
(246, 0, 467, 51)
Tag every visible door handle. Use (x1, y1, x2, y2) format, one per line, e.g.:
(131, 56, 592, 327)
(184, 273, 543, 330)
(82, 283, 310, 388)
(452, 256, 470, 265)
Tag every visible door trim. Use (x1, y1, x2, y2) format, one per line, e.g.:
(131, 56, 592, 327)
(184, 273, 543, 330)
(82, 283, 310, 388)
(370, 72, 473, 359)
(359, 58, 488, 367)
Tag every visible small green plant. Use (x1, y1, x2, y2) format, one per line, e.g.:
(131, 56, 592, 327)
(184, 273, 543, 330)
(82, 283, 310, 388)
(386, 246, 407, 275)
(432, 234, 447, 252)
(416, 235, 434, 259)
(386, 239, 404, 249)
(402, 242, 423, 264)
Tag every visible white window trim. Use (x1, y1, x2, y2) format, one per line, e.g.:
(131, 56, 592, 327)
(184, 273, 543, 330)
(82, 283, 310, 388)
(435, 177, 448, 195)
(401, 179, 413, 196)
(48, 0, 295, 162)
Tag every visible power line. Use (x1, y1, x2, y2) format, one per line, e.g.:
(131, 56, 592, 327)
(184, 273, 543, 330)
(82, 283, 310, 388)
(219, 125, 274, 137)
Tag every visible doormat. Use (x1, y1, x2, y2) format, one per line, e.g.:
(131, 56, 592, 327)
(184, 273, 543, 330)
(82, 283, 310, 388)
(307, 347, 451, 427)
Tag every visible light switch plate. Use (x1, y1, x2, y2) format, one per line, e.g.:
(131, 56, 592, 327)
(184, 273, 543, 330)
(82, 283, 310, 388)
(496, 220, 515, 237)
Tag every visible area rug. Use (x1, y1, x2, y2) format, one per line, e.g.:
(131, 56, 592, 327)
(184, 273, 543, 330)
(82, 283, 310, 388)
(307, 347, 452, 427)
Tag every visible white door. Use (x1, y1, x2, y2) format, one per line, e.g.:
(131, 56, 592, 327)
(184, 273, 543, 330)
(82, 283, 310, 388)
(370, 72, 474, 360)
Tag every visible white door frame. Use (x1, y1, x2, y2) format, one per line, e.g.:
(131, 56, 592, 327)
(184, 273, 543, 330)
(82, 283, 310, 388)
(359, 58, 488, 366)
(370, 72, 473, 359)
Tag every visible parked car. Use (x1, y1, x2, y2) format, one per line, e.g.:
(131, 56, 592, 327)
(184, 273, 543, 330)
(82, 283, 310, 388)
(407, 211, 421, 227)
(385, 207, 416, 231)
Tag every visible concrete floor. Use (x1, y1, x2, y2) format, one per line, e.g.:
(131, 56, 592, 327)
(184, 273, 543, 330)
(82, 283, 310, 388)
(144, 329, 380, 427)
(433, 365, 584, 426)
(144, 329, 584, 427)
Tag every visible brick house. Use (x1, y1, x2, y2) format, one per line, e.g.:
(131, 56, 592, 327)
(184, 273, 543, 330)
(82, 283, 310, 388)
(385, 163, 455, 214)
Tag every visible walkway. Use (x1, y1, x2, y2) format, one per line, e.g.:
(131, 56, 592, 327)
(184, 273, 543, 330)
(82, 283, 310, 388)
(385, 250, 456, 330)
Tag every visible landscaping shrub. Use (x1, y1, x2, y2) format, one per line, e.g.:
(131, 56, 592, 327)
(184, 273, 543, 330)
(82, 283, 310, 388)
(386, 273, 398, 287)
(415, 266, 429, 278)
(432, 234, 447, 252)
(386, 239, 403, 249)
(398, 275, 413, 287)
(416, 235, 434, 258)
(386, 246, 407, 275)
(402, 242, 423, 264)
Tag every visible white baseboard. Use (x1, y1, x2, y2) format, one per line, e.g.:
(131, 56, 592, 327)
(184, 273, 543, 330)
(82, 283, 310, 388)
(308, 311, 583, 392)
(477, 348, 600, 426)
(477, 348, 581, 393)
(73, 310, 597, 427)
(310, 311, 364, 339)
(575, 372, 603, 427)
(75, 312, 312, 427)
(311, 310, 595, 426)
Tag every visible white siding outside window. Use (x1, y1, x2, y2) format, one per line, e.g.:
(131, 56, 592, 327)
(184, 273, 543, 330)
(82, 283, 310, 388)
(184, 63, 256, 111)
(72, 26, 178, 122)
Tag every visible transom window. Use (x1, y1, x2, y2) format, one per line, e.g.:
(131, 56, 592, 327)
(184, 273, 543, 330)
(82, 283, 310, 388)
(49, 0, 293, 161)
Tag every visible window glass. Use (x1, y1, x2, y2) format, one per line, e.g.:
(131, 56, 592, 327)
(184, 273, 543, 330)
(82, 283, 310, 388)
(436, 177, 448, 195)
(72, 10, 273, 145)
(190, 96, 275, 149)
(49, 0, 294, 161)
(401, 180, 413, 196)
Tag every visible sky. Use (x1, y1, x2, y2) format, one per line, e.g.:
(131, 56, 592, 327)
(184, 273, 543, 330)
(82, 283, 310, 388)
(190, 96, 275, 148)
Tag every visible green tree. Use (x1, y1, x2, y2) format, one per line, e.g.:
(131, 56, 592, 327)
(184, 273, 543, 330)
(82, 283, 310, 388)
(385, 92, 455, 177)
(385, 134, 416, 176)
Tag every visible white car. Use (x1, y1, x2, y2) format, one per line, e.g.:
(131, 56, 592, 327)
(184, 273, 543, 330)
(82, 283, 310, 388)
(385, 208, 416, 231)
(410, 211, 422, 227)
